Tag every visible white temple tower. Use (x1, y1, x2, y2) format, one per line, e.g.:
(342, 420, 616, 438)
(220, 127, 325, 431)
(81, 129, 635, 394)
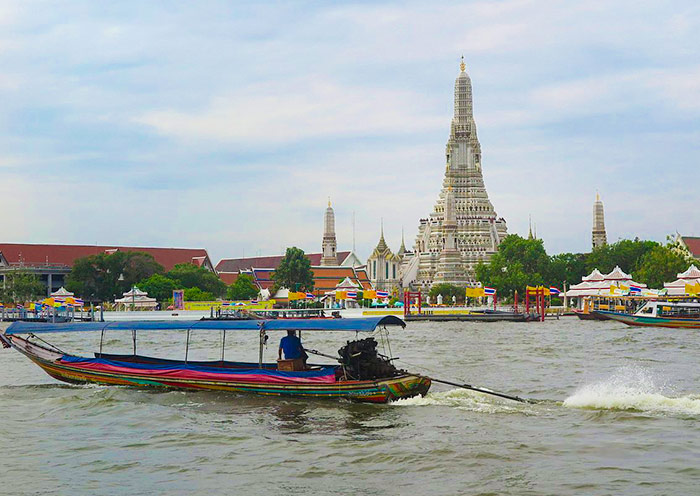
(320, 199, 339, 266)
(592, 192, 607, 249)
(413, 58, 508, 289)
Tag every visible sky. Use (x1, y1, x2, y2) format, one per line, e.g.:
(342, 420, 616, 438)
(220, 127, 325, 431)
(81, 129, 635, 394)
(1, 0, 699, 265)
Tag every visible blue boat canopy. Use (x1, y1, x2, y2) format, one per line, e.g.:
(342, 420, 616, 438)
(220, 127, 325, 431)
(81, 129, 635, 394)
(4, 316, 406, 335)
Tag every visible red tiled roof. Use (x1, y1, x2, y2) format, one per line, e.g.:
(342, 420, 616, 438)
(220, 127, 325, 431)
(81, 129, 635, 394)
(682, 237, 700, 257)
(246, 265, 374, 293)
(218, 273, 238, 285)
(216, 251, 351, 273)
(0, 243, 212, 272)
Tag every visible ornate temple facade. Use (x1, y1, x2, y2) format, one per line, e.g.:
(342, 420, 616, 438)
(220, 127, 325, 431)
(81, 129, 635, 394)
(592, 192, 607, 249)
(367, 225, 402, 292)
(411, 58, 507, 289)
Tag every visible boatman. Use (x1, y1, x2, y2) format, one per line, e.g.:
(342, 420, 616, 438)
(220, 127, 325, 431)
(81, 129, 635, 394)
(278, 330, 306, 363)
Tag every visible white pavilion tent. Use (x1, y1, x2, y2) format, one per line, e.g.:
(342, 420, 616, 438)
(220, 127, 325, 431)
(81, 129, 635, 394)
(565, 266, 649, 307)
(114, 287, 158, 311)
(664, 265, 700, 296)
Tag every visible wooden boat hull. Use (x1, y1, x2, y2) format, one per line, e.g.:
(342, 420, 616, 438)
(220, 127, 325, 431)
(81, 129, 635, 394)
(4, 335, 430, 403)
(405, 312, 530, 322)
(596, 311, 700, 329)
(573, 310, 610, 321)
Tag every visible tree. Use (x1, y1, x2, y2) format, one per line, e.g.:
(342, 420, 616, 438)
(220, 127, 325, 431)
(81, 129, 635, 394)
(66, 251, 165, 301)
(167, 264, 226, 297)
(138, 274, 178, 301)
(429, 283, 464, 304)
(272, 247, 314, 292)
(475, 235, 549, 297)
(547, 252, 588, 288)
(227, 274, 259, 300)
(585, 239, 659, 275)
(184, 287, 215, 301)
(0, 271, 46, 304)
(635, 245, 692, 289)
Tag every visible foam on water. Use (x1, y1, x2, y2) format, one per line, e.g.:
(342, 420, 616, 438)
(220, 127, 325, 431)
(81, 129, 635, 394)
(563, 365, 700, 415)
(392, 388, 525, 414)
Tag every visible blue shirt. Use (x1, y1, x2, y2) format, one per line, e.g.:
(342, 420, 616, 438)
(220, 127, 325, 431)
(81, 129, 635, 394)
(280, 335, 303, 359)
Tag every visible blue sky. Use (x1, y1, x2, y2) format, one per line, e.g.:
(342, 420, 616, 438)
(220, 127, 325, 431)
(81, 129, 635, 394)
(1, 0, 699, 264)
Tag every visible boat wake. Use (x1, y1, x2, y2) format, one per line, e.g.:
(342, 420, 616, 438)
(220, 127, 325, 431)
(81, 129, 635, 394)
(563, 366, 700, 415)
(391, 388, 530, 414)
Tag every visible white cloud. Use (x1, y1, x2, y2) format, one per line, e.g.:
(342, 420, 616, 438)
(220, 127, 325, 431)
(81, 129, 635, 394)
(134, 78, 443, 144)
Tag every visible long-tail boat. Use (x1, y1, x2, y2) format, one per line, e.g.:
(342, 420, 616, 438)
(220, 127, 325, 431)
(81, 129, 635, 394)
(596, 300, 700, 329)
(0, 316, 430, 403)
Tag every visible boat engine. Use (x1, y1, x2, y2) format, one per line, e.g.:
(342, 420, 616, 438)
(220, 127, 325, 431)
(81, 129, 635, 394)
(338, 338, 400, 380)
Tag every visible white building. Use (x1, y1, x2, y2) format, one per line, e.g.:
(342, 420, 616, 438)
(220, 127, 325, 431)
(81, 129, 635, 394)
(411, 58, 507, 289)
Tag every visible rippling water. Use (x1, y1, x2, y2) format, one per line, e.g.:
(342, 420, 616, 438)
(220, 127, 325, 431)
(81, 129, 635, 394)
(1, 317, 699, 495)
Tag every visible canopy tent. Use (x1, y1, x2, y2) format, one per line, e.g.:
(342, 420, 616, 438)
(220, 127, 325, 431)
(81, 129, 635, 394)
(565, 266, 648, 304)
(664, 265, 700, 296)
(114, 287, 157, 310)
(4, 316, 406, 335)
(50, 287, 74, 298)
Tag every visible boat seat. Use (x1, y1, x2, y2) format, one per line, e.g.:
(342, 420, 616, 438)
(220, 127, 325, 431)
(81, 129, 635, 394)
(277, 358, 305, 371)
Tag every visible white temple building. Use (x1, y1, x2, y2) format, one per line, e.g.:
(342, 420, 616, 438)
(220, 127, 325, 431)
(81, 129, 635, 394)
(410, 58, 507, 289)
(664, 265, 700, 295)
(367, 224, 402, 292)
(320, 199, 339, 266)
(592, 192, 607, 249)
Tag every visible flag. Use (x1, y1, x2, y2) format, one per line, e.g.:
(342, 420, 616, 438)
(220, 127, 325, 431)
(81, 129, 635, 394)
(483, 287, 496, 296)
(250, 299, 258, 304)
(288, 292, 305, 301)
(376, 290, 389, 299)
(685, 283, 699, 296)
(466, 287, 485, 298)
(363, 290, 377, 299)
(335, 291, 347, 300)
(549, 286, 560, 296)
(305, 293, 315, 300)
(0, 302, 4, 308)
(74, 298, 84, 306)
(629, 284, 642, 293)
(346, 291, 357, 299)
(16, 304, 24, 309)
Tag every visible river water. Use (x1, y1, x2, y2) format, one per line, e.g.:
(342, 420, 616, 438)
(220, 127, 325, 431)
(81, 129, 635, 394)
(1, 316, 699, 495)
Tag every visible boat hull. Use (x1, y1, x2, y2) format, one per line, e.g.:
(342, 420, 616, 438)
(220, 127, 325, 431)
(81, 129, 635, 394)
(596, 311, 700, 329)
(573, 310, 609, 321)
(6, 336, 430, 403)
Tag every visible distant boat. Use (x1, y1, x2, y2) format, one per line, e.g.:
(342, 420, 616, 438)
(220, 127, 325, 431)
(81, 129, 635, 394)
(596, 300, 700, 329)
(0, 317, 430, 403)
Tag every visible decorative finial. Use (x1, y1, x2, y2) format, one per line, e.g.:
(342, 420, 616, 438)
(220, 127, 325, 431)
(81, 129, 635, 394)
(596, 191, 600, 202)
(328, 196, 331, 208)
(460, 55, 465, 73)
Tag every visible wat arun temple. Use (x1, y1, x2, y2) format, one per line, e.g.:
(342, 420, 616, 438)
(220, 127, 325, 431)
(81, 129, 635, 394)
(401, 59, 508, 290)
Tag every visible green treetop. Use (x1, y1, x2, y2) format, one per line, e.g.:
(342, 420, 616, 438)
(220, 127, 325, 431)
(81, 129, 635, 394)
(272, 247, 314, 292)
(227, 273, 260, 300)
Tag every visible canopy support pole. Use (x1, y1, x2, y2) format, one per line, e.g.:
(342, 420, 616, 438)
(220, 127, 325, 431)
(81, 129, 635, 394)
(99, 329, 105, 357)
(258, 329, 265, 368)
(132, 330, 137, 356)
(185, 329, 190, 364)
(221, 330, 226, 362)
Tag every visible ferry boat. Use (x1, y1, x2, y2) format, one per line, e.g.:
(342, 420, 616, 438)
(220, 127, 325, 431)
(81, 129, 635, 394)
(0, 317, 430, 403)
(595, 299, 700, 329)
